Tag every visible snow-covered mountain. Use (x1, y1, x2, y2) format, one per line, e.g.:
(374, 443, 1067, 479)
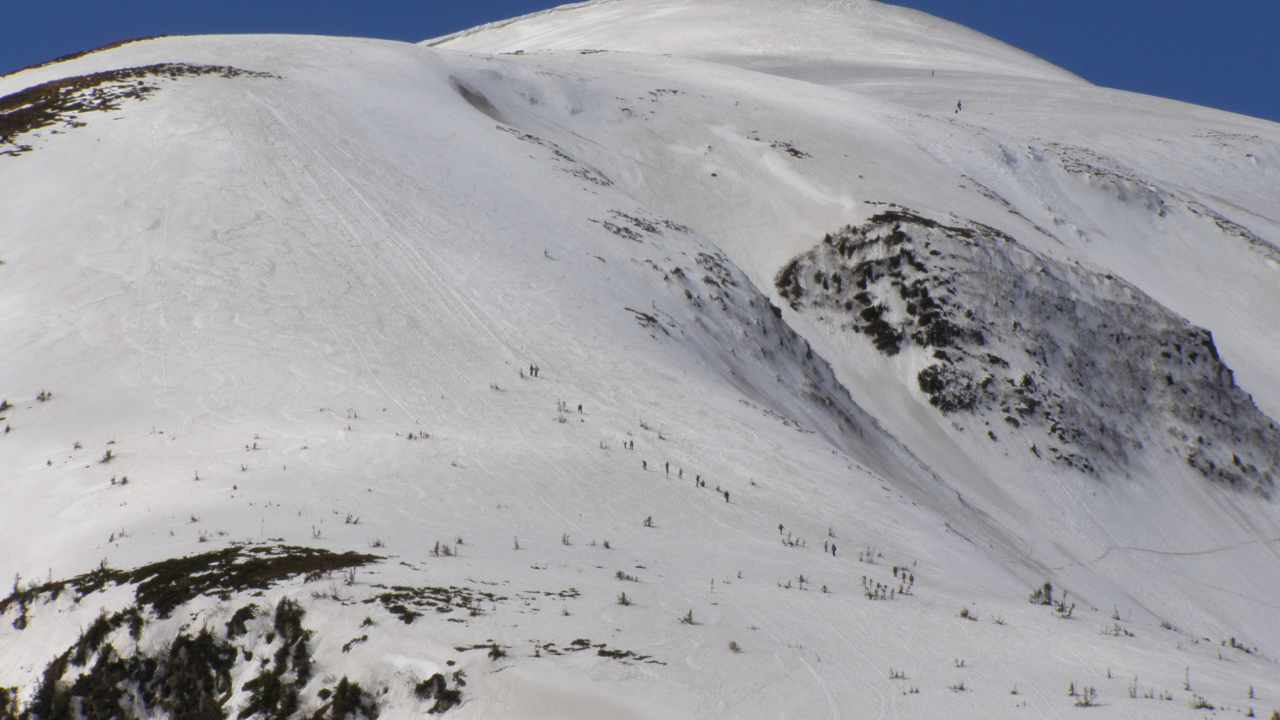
(2, 1, 1278, 718)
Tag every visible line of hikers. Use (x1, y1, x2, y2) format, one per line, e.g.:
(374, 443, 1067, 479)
(636, 459, 731, 502)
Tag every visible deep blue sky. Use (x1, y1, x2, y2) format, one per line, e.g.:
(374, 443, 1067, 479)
(4, 1, 1276, 123)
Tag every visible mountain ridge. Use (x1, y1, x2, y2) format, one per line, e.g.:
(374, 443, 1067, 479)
(425, 0, 1085, 84)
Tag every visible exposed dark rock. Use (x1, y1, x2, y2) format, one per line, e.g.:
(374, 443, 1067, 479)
(777, 209, 1279, 490)
(1, 545, 380, 621)
(1, 64, 275, 157)
(414, 674, 462, 714)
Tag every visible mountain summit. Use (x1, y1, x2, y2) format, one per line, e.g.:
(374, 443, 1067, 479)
(429, 0, 1081, 82)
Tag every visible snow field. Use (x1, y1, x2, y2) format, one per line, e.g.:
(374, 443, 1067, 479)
(0, 2, 1278, 717)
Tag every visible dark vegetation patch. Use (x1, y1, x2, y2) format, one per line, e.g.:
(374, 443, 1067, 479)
(696, 251, 737, 288)
(0, 687, 18, 720)
(591, 219, 642, 241)
(777, 207, 1280, 489)
(1, 63, 275, 157)
(746, 132, 810, 158)
(227, 604, 259, 639)
(624, 307, 669, 335)
(777, 211, 984, 360)
(608, 210, 660, 234)
(959, 173, 1061, 242)
(311, 677, 379, 720)
(495, 124, 612, 185)
(454, 643, 507, 660)
(365, 585, 504, 625)
(1048, 142, 1279, 261)
(1, 553, 428, 720)
(1186, 200, 1280, 262)
(522, 588, 580, 598)
(238, 598, 313, 720)
(495, 125, 563, 153)
(1, 545, 380, 624)
(533, 639, 665, 665)
(562, 167, 613, 186)
(769, 141, 810, 158)
(917, 364, 979, 413)
(590, 210, 686, 241)
(155, 629, 239, 720)
(413, 673, 464, 714)
(5, 593, 340, 720)
(20, 608, 238, 720)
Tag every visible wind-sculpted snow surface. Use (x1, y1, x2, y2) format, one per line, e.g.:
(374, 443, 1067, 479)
(777, 209, 1280, 491)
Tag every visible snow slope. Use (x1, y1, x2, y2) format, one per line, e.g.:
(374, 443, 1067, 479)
(428, 0, 1082, 83)
(428, 0, 1280, 642)
(1, 1, 1278, 718)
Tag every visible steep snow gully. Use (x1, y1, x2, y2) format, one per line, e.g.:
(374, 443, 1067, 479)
(2, 1, 1280, 718)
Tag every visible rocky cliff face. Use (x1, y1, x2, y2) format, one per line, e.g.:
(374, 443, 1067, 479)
(778, 208, 1279, 492)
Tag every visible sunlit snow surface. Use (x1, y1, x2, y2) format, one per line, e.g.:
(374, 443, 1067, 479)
(1, 1, 1279, 717)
